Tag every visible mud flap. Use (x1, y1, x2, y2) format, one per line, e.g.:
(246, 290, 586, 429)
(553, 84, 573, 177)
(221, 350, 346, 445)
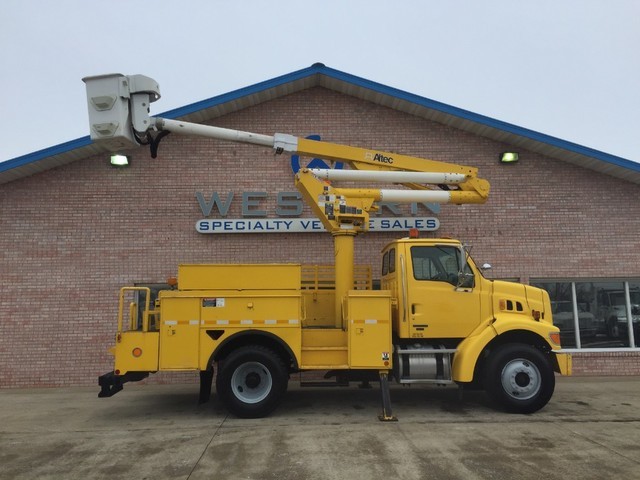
(199, 368, 214, 404)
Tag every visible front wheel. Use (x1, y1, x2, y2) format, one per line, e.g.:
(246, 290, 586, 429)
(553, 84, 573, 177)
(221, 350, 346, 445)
(216, 346, 288, 418)
(483, 343, 555, 414)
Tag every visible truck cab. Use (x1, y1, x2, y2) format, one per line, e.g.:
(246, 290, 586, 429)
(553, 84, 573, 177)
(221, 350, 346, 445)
(381, 236, 568, 413)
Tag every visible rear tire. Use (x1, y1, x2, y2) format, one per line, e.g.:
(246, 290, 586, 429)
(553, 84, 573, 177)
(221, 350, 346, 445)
(216, 346, 288, 418)
(483, 343, 555, 414)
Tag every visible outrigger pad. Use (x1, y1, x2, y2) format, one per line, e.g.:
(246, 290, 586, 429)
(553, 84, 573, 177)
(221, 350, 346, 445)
(98, 371, 148, 398)
(378, 372, 398, 422)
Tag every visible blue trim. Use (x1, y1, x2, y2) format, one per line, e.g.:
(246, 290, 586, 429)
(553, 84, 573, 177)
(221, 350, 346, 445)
(1, 136, 92, 173)
(3, 63, 638, 175)
(314, 66, 640, 172)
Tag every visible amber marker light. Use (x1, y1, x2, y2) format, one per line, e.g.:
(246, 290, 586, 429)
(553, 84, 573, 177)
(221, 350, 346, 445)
(132, 347, 143, 358)
(549, 332, 561, 346)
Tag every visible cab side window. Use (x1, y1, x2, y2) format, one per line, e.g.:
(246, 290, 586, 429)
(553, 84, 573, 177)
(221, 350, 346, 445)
(382, 248, 396, 276)
(410, 246, 473, 287)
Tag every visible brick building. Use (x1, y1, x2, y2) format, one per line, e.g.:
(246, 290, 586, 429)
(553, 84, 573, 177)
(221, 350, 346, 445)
(1, 64, 639, 388)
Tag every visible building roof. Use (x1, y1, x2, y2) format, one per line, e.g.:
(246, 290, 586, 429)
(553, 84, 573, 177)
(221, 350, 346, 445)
(2, 63, 639, 185)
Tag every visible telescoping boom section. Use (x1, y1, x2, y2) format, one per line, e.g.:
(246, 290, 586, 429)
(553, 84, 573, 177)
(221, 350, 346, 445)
(85, 73, 569, 420)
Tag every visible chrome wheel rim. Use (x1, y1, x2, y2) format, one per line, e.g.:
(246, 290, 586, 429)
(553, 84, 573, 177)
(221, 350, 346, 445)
(231, 362, 272, 404)
(500, 358, 541, 401)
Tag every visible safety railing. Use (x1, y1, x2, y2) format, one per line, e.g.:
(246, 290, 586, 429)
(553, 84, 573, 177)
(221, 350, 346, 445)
(117, 287, 157, 332)
(301, 265, 372, 290)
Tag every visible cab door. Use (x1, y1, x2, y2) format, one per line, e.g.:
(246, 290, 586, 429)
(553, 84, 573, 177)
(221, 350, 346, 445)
(406, 245, 481, 339)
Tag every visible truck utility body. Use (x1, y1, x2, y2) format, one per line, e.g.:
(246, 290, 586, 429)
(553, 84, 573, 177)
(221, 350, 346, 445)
(84, 73, 571, 419)
(99, 237, 569, 419)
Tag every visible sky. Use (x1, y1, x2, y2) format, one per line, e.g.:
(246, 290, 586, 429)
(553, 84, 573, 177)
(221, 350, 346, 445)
(1, 0, 639, 164)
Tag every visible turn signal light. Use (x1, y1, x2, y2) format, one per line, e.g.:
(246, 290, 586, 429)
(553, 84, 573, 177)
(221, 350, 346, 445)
(549, 332, 561, 346)
(132, 347, 143, 358)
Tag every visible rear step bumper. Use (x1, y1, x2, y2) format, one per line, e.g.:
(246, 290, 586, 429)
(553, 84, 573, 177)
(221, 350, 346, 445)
(98, 371, 149, 398)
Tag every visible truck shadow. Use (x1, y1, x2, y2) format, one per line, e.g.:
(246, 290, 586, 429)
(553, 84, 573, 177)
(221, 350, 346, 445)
(93, 383, 494, 423)
(276, 384, 492, 418)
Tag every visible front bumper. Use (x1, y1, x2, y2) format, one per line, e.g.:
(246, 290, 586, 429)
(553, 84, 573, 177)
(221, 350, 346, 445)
(553, 352, 572, 376)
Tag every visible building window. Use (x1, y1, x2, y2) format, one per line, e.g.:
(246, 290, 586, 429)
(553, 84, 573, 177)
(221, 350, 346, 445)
(532, 279, 640, 349)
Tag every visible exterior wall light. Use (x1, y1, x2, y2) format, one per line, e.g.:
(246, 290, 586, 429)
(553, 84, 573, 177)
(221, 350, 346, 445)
(500, 152, 519, 164)
(110, 154, 130, 167)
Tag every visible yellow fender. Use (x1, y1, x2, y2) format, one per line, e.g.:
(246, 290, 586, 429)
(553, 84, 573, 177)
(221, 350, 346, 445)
(452, 314, 559, 382)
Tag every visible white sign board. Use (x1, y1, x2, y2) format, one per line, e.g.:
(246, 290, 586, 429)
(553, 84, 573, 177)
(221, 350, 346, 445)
(196, 217, 439, 234)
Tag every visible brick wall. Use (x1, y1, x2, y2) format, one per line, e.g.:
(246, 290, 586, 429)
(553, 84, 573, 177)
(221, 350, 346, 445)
(1, 87, 639, 388)
(571, 352, 640, 376)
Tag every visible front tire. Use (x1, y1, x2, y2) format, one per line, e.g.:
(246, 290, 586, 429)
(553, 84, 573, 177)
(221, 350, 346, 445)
(216, 346, 288, 418)
(483, 343, 555, 414)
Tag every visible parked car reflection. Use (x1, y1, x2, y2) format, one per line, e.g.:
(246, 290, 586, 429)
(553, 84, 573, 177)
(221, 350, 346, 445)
(551, 301, 597, 346)
(597, 289, 640, 339)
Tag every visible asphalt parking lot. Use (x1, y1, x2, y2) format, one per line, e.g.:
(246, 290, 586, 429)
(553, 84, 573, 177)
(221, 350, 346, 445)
(1, 376, 639, 480)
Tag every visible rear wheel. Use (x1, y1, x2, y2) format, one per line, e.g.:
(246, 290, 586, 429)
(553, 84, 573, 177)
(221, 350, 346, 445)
(216, 346, 288, 418)
(483, 343, 555, 414)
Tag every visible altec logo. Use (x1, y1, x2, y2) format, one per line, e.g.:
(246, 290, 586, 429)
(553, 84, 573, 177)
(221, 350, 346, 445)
(366, 152, 394, 164)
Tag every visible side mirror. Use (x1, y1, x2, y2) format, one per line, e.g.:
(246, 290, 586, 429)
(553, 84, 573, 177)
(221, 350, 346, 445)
(480, 263, 492, 271)
(457, 272, 475, 288)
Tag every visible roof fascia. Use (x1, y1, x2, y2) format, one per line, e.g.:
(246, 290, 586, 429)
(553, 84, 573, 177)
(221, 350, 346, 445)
(2, 63, 638, 176)
(314, 65, 639, 173)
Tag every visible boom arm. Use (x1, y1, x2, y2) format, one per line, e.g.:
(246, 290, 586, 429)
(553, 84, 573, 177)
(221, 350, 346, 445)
(289, 135, 490, 201)
(150, 117, 490, 235)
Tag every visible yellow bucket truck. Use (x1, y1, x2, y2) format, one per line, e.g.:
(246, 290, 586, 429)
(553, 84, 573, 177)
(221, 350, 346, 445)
(83, 74, 571, 419)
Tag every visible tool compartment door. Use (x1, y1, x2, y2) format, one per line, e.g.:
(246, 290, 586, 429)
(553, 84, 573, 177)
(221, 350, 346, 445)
(346, 291, 392, 368)
(159, 297, 200, 369)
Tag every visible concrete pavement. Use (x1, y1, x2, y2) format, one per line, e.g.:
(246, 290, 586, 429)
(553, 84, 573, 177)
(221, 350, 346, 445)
(1, 376, 639, 479)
